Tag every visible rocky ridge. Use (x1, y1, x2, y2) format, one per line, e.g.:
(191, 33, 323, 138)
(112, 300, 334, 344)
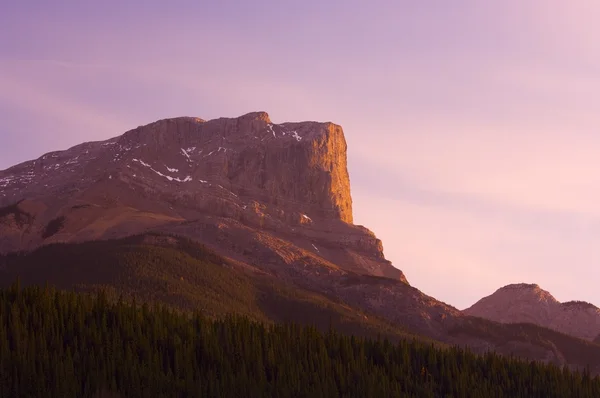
(464, 283, 600, 341)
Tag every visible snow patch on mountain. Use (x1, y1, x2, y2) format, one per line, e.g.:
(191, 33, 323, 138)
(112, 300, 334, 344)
(290, 131, 302, 141)
(132, 159, 192, 183)
(180, 148, 193, 161)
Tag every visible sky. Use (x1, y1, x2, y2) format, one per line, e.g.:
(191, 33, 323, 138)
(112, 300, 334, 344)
(1, 1, 600, 309)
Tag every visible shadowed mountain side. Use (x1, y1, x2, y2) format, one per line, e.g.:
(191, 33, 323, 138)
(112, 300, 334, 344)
(0, 233, 418, 342)
(2, 233, 600, 374)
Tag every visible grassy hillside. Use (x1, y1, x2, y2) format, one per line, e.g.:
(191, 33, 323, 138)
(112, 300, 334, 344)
(0, 233, 421, 342)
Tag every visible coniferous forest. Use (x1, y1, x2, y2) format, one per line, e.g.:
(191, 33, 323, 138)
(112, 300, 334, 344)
(1, 283, 600, 397)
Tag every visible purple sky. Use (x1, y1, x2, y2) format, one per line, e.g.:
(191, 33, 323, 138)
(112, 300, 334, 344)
(2, 1, 600, 309)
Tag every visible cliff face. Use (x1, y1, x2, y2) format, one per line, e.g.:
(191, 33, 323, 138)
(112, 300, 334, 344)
(0, 112, 403, 282)
(116, 112, 353, 223)
(464, 283, 600, 341)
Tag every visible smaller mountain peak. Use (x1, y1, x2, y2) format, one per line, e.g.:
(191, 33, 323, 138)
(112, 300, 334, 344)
(499, 283, 540, 290)
(496, 283, 557, 302)
(465, 283, 600, 341)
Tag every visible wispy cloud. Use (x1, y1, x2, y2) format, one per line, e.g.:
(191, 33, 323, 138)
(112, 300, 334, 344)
(0, 58, 111, 69)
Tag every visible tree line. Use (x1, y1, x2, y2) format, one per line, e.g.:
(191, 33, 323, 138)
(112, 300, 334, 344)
(0, 282, 599, 397)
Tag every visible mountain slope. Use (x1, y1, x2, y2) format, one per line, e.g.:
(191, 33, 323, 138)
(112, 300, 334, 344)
(3, 233, 600, 374)
(0, 233, 416, 342)
(0, 112, 404, 282)
(464, 283, 600, 341)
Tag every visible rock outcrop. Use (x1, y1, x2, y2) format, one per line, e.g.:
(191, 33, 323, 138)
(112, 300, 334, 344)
(464, 283, 600, 341)
(0, 112, 404, 282)
(116, 112, 353, 222)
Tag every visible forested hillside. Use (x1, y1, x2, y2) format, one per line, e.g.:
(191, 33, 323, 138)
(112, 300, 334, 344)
(0, 234, 418, 342)
(3, 233, 600, 377)
(1, 284, 600, 397)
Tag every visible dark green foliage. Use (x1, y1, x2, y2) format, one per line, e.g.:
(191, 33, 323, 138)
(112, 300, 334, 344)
(41, 216, 66, 238)
(449, 316, 600, 371)
(0, 201, 33, 226)
(0, 234, 418, 342)
(1, 284, 600, 397)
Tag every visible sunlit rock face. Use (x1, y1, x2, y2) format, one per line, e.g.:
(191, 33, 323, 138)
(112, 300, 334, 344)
(0, 112, 405, 282)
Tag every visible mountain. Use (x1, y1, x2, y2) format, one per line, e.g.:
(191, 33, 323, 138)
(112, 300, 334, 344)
(0, 112, 403, 282)
(0, 112, 460, 336)
(2, 111, 600, 373)
(464, 283, 600, 341)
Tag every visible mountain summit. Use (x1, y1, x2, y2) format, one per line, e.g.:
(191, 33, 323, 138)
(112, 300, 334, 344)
(464, 283, 600, 341)
(0, 112, 404, 282)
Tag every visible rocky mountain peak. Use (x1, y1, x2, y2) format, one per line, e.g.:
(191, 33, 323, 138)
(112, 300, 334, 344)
(465, 283, 600, 341)
(494, 283, 557, 303)
(2, 112, 353, 223)
(237, 111, 271, 123)
(0, 112, 403, 282)
(500, 283, 540, 290)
